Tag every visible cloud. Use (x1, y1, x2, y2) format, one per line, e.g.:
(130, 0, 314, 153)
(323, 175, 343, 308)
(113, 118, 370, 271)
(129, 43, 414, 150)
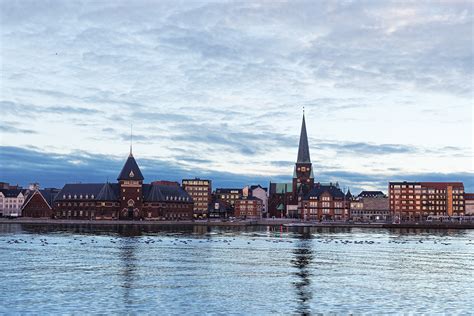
(41, 106, 102, 115)
(0, 122, 37, 134)
(1, 146, 473, 195)
(0, 1, 472, 186)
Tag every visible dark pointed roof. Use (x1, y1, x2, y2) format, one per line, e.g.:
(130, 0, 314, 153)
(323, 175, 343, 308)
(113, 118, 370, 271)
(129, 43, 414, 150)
(304, 183, 345, 200)
(55, 183, 104, 201)
(345, 188, 352, 199)
(40, 188, 60, 207)
(117, 153, 144, 181)
(96, 183, 119, 201)
(143, 184, 192, 202)
(297, 113, 311, 163)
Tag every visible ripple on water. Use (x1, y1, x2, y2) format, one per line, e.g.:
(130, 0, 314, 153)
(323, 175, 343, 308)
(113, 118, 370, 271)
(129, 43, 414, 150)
(0, 224, 473, 314)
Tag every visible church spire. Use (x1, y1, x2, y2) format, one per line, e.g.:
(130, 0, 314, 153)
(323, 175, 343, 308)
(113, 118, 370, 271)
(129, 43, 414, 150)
(297, 110, 311, 163)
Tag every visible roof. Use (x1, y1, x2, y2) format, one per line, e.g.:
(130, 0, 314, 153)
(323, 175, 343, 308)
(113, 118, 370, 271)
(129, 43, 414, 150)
(296, 113, 311, 163)
(345, 189, 353, 199)
(55, 183, 105, 201)
(117, 153, 144, 181)
(215, 188, 243, 194)
(390, 181, 464, 189)
(250, 185, 268, 192)
(0, 189, 24, 198)
(358, 191, 385, 198)
(269, 182, 293, 194)
(40, 188, 60, 207)
(96, 183, 119, 201)
(143, 184, 192, 202)
(305, 183, 345, 199)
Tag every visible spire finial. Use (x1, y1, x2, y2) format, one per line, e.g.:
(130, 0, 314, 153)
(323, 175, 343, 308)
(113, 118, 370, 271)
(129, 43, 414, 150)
(129, 124, 133, 156)
(303, 106, 305, 115)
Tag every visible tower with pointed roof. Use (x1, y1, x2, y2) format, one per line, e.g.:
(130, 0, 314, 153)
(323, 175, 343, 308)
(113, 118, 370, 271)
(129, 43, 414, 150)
(292, 111, 314, 201)
(117, 147, 144, 219)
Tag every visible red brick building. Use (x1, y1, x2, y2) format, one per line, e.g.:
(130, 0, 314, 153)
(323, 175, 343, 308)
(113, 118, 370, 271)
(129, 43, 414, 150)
(235, 196, 263, 219)
(21, 188, 60, 218)
(389, 181, 465, 221)
(54, 149, 193, 220)
(300, 183, 350, 221)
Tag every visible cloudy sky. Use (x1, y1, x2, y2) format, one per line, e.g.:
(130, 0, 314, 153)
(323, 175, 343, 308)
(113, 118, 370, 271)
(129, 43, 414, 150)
(1, 0, 473, 193)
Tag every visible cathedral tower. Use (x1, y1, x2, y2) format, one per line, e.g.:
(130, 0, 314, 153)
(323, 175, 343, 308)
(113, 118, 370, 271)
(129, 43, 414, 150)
(292, 112, 314, 199)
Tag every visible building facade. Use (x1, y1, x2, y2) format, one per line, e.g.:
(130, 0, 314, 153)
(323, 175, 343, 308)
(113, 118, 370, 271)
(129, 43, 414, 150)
(21, 187, 60, 218)
(300, 183, 349, 221)
(350, 194, 390, 222)
(245, 185, 268, 217)
(268, 182, 293, 218)
(464, 193, 474, 215)
(182, 178, 212, 218)
(235, 196, 263, 219)
(0, 188, 26, 217)
(389, 182, 465, 221)
(214, 188, 242, 215)
(54, 149, 193, 220)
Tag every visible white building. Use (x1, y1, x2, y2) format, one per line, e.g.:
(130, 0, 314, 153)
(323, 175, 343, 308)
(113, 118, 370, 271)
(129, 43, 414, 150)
(0, 189, 26, 217)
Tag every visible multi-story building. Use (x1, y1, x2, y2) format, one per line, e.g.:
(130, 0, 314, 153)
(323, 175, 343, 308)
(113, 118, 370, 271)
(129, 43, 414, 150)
(300, 183, 349, 221)
(215, 188, 242, 214)
(389, 181, 465, 221)
(182, 178, 212, 218)
(243, 185, 268, 216)
(235, 196, 263, 219)
(464, 193, 474, 215)
(0, 187, 26, 217)
(350, 193, 390, 222)
(54, 148, 193, 220)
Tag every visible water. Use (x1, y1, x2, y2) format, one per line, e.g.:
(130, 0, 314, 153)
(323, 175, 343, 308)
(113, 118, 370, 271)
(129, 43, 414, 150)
(0, 223, 473, 314)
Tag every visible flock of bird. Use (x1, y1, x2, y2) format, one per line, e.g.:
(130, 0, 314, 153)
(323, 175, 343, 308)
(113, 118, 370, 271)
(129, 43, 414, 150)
(2, 236, 473, 247)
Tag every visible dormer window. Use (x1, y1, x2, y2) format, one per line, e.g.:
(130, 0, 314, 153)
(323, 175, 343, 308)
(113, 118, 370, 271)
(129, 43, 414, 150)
(63, 194, 66, 199)
(80, 195, 83, 199)
(68, 194, 71, 199)
(74, 194, 77, 199)
(91, 194, 94, 199)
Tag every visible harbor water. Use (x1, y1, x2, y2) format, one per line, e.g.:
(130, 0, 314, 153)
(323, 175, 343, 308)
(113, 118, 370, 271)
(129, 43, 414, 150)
(0, 224, 473, 314)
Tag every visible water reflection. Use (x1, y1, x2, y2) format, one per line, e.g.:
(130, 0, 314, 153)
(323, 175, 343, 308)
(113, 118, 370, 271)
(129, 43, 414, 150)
(292, 228, 313, 316)
(118, 236, 138, 308)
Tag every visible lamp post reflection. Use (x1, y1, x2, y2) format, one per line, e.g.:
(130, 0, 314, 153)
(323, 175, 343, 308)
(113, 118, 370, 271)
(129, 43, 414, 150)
(291, 227, 313, 316)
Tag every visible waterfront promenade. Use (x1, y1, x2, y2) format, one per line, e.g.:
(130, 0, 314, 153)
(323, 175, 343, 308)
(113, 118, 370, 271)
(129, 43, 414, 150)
(1, 218, 473, 229)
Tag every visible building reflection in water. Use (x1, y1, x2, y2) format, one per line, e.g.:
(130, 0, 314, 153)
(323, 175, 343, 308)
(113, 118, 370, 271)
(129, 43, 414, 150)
(291, 227, 313, 316)
(117, 230, 139, 308)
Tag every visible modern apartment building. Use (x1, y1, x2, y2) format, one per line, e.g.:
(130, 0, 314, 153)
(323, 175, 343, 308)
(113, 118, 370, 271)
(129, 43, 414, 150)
(389, 181, 465, 221)
(182, 178, 212, 218)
